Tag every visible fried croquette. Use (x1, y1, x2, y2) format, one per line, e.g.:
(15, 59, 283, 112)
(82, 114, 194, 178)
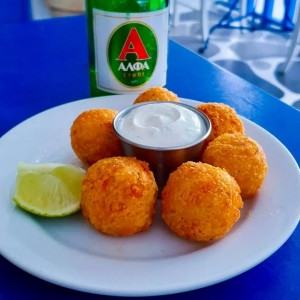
(81, 157, 158, 236)
(133, 86, 179, 104)
(202, 133, 268, 198)
(70, 109, 122, 165)
(162, 162, 243, 242)
(196, 102, 244, 151)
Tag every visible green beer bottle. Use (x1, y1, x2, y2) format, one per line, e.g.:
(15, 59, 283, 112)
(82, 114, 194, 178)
(85, 0, 169, 96)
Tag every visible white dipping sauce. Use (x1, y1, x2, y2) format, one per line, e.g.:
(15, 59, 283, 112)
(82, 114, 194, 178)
(117, 102, 206, 148)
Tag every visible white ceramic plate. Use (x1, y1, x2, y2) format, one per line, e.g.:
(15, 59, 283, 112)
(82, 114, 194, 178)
(0, 95, 299, 296)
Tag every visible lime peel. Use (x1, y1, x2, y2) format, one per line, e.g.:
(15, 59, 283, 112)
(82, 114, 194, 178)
(13, 162, 86, 217)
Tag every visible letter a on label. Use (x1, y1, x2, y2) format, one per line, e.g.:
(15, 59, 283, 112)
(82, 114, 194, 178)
(117, 28, 150, 61)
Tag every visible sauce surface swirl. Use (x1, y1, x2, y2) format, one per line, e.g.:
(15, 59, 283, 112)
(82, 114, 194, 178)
(117, 102, 206, 148)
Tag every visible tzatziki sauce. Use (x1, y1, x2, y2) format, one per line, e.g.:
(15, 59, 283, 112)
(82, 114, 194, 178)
(116, 102, 207, 148)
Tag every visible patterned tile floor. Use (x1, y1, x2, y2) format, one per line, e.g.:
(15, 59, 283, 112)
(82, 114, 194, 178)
(169, 2, 300, 110)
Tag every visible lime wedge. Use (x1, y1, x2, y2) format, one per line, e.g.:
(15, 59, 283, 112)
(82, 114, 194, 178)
(13, 163, 86, 217)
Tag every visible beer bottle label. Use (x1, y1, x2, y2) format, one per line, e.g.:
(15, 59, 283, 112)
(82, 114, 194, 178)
(93, 8, 168, 94)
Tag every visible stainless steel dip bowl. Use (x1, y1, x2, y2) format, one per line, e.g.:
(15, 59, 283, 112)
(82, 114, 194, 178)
(113, 101, 211, 190)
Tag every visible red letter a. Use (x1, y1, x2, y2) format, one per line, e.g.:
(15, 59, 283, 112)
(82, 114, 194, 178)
(118, 28, 150, 61)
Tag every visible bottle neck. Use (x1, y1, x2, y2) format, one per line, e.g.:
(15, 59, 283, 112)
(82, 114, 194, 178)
(86, 0, 169, 13)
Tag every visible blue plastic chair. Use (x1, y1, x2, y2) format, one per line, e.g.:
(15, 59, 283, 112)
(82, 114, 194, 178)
(277, 4, 300, 73)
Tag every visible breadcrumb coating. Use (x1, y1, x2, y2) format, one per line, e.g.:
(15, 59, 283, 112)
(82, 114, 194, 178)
(70, 109, 122, 165)
(196, 102, 245, 152)
(133, 86, 179, 104)
(162, 162, 243, 242)
(202, 133, 268, 198)
(81, 157, 158, 236)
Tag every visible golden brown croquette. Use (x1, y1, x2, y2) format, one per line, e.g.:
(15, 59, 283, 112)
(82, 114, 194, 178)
(133, 86, 179, 104)
(196, 102, 245, 152)
(162, 162, 243, 242)
(202, 133, 268, 198)
(70, 109, 122, 165)
(81, 157, 158, 236)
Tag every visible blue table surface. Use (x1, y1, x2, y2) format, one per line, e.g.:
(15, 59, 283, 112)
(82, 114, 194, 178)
(0, 15, 299, 300)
